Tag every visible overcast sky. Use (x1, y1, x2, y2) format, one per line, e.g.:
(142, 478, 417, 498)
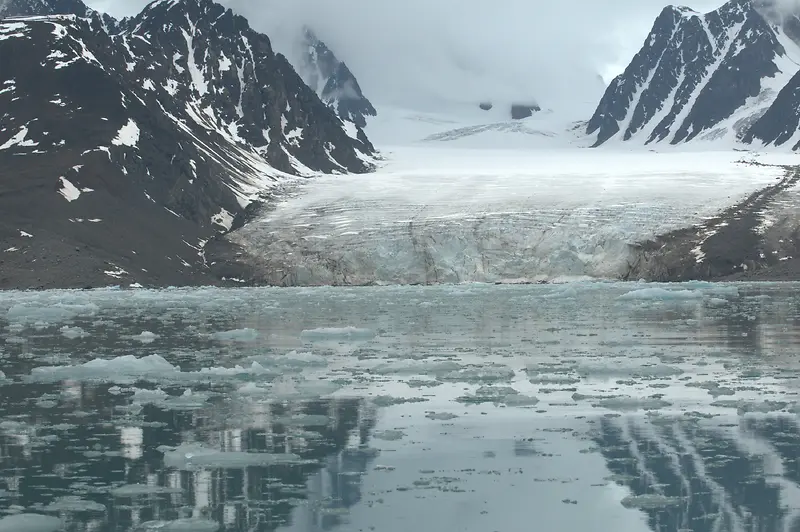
(87, 0, 725, 114)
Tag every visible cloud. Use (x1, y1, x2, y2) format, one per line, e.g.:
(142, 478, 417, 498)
(89, 0, 725, 115)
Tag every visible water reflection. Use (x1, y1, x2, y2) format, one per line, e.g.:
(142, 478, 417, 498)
(592, 415, 800, 532)
(3, 283, 800, 531)
(0, 384, 377, 531)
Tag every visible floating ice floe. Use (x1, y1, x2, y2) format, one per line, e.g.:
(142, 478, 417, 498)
(135, 518, 219, 532)
(618, 288, 704, 301)
(593, 397, 672, 412)
(157, 443, 303, 470)
(131, 331, 159, 344)
(7, 302, 99, 326)
(60, 325, 89, 339)
(211, 328, 258, 342)
(300, 326, 375, 342)
(110, 484, 183, 497)
(41, 496, 106, 513)
(130, 388, 211, 410)
(0, 513, 62, 532)
(235, 379, 341, 399)
(620, 494, 686, 510)
(26, 355, 277, 384)
(456, 386, 539, 406)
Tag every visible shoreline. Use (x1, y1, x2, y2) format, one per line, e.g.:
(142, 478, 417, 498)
(3, 163, 800, 290)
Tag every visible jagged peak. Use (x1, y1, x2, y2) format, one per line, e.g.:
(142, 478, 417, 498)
(132, 0, 244, 34)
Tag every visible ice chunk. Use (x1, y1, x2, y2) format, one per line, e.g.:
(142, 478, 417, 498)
(7, 302, 98, 325)
(300, 327, 374, 342)
(135, 519, 219, 532)
(43, 496, 106, 513)
(27, 355, 276, 384)
(621, 494, 685, 509)
(0, 514, 62, 532)
(274, 414, 331, 427)
(594, 397, 672, 411)
(370, 360, 463, 376)
(132, 331, 158, 344)
(131, 388, 210, 410)
(425, 412, 459, 420)
(456, 386, 539, 406)
(439, 365, 515, 383)
(29, 354, 175, 383)
(60, 325, 89, 339)
(618, 288, 703, 301)
(110, 484, 182, 497)
(211, 328, 258, 342)
(373, 429, 406, 441)
(158, 443, 302, 470)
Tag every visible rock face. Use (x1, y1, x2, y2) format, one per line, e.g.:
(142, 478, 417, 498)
(510, 103, 540, 120)
(298, 28, 377, 129)
(587, 0, 800, 147)
(0, 0, 375, 288)
(745, 69, 800, 148)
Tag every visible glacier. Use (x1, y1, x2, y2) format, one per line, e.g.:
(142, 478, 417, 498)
(230, 145, 791, 285)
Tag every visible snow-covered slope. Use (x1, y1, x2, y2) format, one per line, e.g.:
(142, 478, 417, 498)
(0, 0, 375, 288)
(588, 0, 800, 148)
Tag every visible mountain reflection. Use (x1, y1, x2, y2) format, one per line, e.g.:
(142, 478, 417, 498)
(593, 415, 800, 532)
(0, 382, 378, 532)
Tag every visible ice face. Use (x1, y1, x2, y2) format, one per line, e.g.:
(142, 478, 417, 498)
(232, 147, 787, 285)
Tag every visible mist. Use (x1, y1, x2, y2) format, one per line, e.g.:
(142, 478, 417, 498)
(89, 0, 726, 115)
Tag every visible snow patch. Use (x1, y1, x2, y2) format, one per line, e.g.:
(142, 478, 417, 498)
(57, 176, 81, 201)
(211, 208, 234, 231)
(111, 119, 140, 147)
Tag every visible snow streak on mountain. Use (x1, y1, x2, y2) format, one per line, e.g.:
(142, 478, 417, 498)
(0, 0, 375, 288)
(588, 0, 800, 148)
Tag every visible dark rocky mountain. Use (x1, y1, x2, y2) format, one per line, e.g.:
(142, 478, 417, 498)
(587, 0, 800, 147)
(0, 0, 118, 28)
(0, 0, 88, 16)
(298, 28, 377, 129)
(744, 69, 800, 148)
(0, 0, 375, 289)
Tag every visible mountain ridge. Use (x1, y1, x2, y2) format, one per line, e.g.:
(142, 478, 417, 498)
(0, 0, 376, 288)
(587, 0, 800, 149)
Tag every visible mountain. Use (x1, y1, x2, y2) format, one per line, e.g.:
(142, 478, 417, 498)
(298, 28, 377, 130)
(0, 0, 89, 17)
(587, 0, 800, 147)
(0, 0, 375, 289)
(0, 0, 118, 28)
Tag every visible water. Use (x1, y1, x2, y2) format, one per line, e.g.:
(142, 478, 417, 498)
(2, 282, 800, 531)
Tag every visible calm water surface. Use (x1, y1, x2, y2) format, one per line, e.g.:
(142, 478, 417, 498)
(1, 282, 800, 532)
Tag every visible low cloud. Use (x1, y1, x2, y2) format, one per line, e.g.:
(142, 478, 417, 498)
(90, 0, 725, 115)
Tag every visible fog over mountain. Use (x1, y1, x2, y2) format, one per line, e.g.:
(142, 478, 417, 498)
(85, 0, 724, 117)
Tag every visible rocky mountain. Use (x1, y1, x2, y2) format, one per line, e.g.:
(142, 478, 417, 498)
(298, 28, 377, 130)
(0, 0, 89, 17)
(0, 0, 375, 289)
(587, 0, 800, 147)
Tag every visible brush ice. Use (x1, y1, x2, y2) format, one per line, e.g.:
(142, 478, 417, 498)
(233, 148, 787, 285)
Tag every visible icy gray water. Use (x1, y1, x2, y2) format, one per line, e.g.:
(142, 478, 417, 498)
(2, 282, 800, 531)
